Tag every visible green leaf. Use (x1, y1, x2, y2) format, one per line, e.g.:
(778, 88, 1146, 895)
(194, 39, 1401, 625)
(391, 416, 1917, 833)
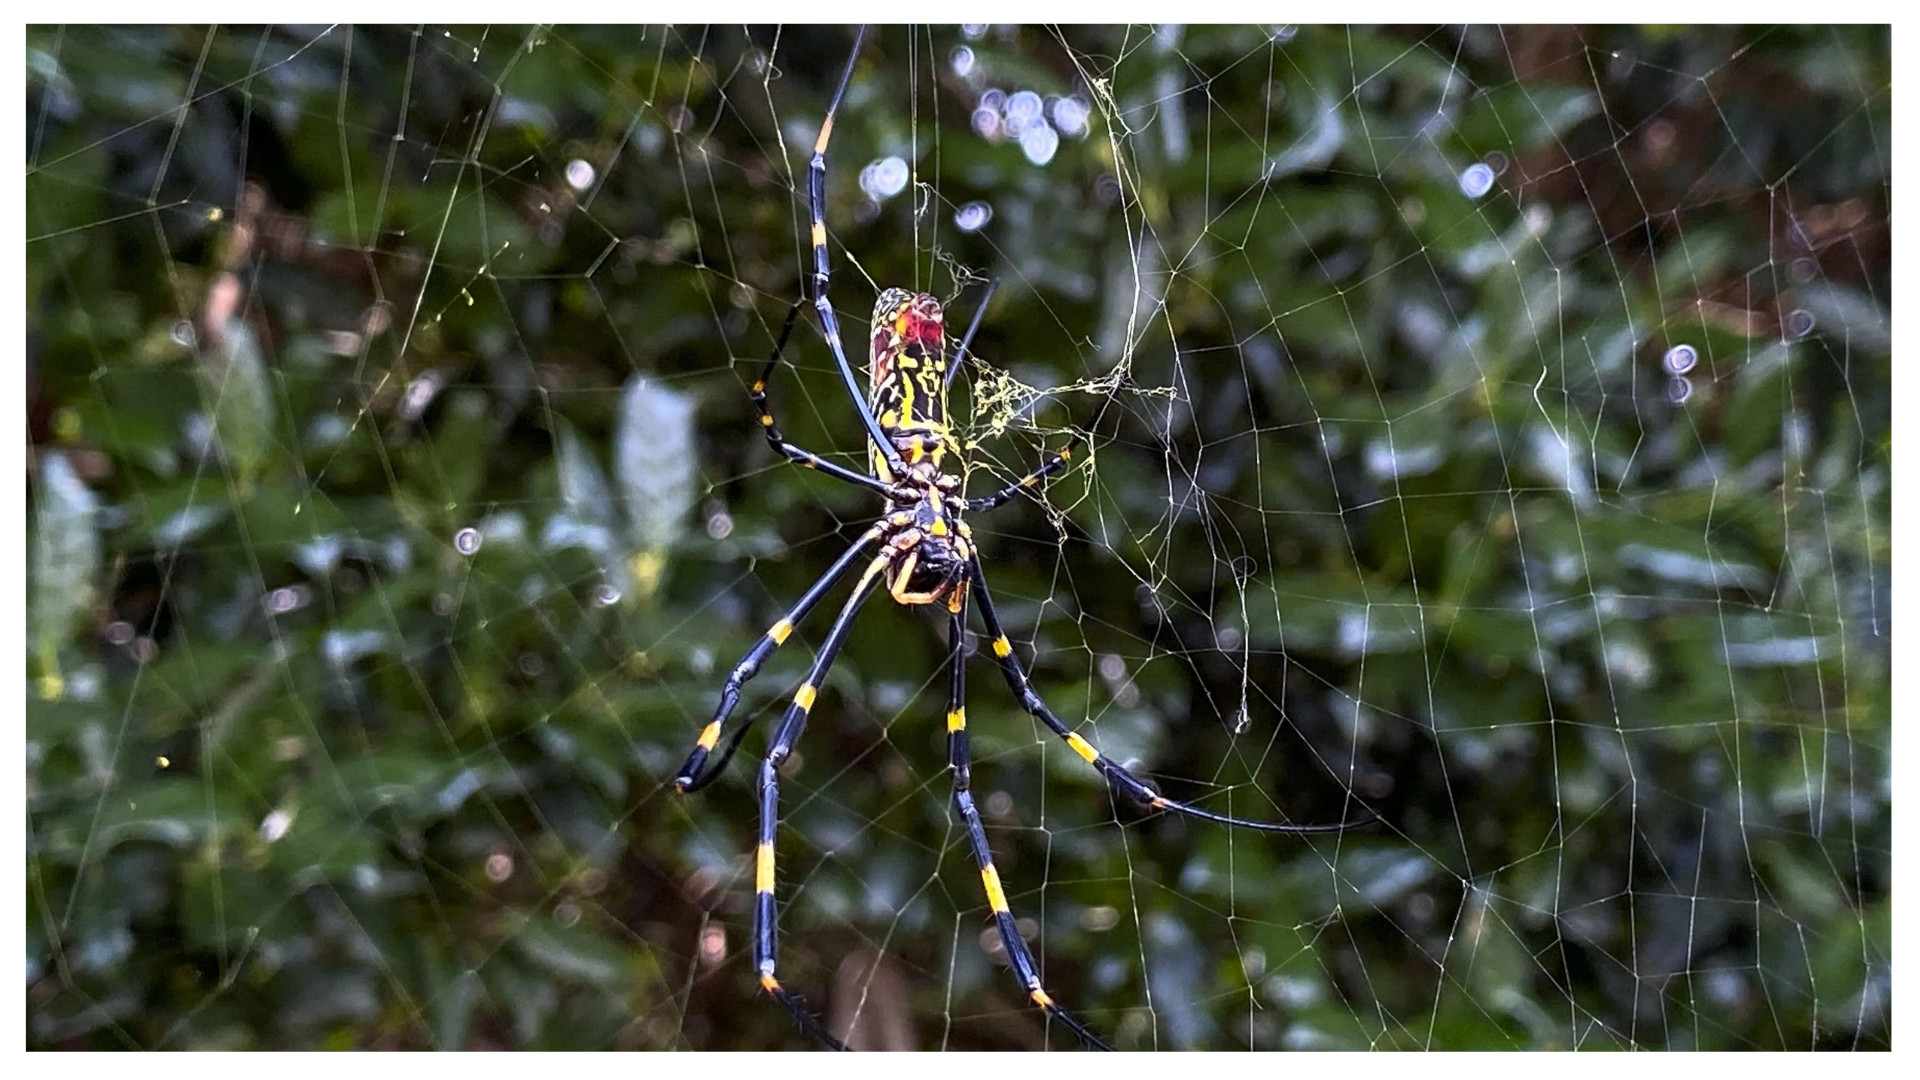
(30, 450, 99, 697)
(197, 316, 277, 490)
(615, 376, 699, 601)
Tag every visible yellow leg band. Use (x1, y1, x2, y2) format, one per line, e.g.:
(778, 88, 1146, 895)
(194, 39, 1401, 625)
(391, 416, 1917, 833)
(756, 841, 775, 894)
(696, 721, 722, 751)
(769, 618, 793, 644)
(794, 683, 816, 711)
(981, 865, 1009, 913)
(947, 709, 966, 732)
(992, 636, 1012, 658)
(1066, 732, 1099, 763)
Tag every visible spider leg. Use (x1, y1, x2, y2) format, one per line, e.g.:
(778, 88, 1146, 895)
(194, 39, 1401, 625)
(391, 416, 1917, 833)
(966, 445, 1076, 512)
(944, 278, 998, 391)
(674, 524, 885, 793)
(945, 603, 1114, 1051)
(753, 302, 899, 498)
(968, 559, 1373, 835)
(807, 24, 908, 480)
(754, 551, 891, 1050)
(965, 370, 1125, 513)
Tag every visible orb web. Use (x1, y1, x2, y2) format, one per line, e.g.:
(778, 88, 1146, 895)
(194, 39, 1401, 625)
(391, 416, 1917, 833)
(26, 24, 1889, 1050)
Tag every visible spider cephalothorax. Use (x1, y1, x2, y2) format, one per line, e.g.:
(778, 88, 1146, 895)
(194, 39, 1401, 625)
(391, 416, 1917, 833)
(875, 483, 972, 609)
(670, 25, 1368, 1053)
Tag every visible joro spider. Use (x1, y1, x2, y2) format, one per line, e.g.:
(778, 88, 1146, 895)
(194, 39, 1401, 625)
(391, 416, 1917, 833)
(672, 27, 1368, 1051)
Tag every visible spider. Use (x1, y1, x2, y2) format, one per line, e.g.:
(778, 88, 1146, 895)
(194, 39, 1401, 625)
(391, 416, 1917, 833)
(672, 26, 1368, 1051)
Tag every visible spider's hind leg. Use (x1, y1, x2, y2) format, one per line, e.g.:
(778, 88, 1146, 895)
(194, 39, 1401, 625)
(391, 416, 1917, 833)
(751, 552, 890, 1049)
(967, 559, 1371, 835)
(944, 604, 1114, 1051)
(674, 525, 883, 794)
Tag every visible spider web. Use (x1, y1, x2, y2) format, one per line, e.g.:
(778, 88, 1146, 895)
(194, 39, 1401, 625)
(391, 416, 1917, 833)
(25, 23, 1890, 1051)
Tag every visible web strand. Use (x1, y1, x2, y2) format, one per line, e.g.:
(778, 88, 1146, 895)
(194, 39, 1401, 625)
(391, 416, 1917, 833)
(25, 24, 1889, 1051)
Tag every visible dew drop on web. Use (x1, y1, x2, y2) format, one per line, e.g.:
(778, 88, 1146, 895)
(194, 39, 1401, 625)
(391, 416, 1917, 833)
(1662, 343, 1698, 375)
(1459, 162, 1496, 199)
(955, 201, 993, 233)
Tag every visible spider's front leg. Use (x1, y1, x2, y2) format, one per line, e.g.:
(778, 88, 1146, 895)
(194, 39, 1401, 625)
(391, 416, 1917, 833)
(750, 301, 898, 499)
(801, 23, 907, 482)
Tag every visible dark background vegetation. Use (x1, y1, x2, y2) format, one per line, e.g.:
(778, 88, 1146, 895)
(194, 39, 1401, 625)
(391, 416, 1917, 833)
(27, 24, 1889, 1050)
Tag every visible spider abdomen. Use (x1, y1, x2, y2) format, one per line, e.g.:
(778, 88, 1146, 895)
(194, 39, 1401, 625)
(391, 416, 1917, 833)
(868, 288, 952, 483)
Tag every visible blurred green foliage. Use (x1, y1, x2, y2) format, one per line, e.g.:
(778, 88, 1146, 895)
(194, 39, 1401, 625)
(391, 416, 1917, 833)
(27, 24, 1888, 1050)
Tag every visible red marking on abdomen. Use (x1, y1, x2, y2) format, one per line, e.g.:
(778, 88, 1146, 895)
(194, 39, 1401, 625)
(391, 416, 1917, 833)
(903, 313, 943, 349)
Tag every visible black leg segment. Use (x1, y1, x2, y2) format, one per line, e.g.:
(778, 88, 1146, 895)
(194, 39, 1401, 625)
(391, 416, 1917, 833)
(752, 552, 890, 1049)
(968, 559, 1372, 835)
(674, 525, 884, 793)
(945, 603, 1114, 1050)
(805, 24, 906, 479)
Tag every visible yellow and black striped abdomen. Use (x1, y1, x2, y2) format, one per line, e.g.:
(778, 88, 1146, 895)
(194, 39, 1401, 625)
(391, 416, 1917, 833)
(868, 288, 953, 481)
